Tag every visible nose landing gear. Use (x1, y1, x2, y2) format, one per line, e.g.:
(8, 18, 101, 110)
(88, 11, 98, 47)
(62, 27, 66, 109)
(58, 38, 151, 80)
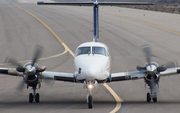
(87, 93, 93, 108)
(84, 80, 97, 109)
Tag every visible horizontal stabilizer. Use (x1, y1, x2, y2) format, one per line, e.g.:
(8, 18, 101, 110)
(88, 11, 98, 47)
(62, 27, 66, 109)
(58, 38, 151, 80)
(37, 2, 154, 6)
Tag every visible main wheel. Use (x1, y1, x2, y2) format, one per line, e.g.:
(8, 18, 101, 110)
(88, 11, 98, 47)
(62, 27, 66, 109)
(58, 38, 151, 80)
(35, 93, 40, 103)
(88, 95, 93, 109)
(29, 93, 33, 103)
(153, 98, 157, 102)
(147, 93, 151, 102)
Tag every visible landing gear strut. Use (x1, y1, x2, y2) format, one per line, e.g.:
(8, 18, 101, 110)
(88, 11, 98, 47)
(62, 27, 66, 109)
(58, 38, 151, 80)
(84, 80, 97, 109)
(29, 86, 40, 103)
(146, 82, 158, 102)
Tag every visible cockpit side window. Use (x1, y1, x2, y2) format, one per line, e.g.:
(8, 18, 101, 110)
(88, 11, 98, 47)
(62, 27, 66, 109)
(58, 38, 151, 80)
(76, 47, 91, 56)
(106, 47, 110, 56)
(92, 47, 106, 56)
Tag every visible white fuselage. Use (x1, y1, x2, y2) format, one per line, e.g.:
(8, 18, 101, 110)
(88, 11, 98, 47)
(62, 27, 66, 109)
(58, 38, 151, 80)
(74, 42, 111, 83)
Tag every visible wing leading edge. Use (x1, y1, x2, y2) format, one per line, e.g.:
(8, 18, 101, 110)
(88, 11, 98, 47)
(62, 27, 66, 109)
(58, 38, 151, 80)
(110, 67, 180, 82)
(41, 71, 76, 82)
(0, 67, 75, 82)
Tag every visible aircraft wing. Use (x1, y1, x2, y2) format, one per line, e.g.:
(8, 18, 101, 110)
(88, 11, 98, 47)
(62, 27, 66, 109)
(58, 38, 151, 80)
(160, 67, 180, 76)
(111, 71, 144, 82)
(111, 67, 180, 82)
(0, 68, 22, 76)
(41, 71, 76, 82)
(0, 68, 75, 82)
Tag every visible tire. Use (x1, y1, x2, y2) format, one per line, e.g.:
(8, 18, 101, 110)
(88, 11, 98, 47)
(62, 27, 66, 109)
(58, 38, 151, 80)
(35, 93, 40, 103)
(147, 93, 151, 102)
(29, 93, 33, 103)
(88, 95, 93, 109)
(153, 98, 157, 102)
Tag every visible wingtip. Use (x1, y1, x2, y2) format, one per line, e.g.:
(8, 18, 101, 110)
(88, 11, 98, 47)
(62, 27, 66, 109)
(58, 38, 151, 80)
(148, 2, 155, 5)
(37, 1, 44, 5)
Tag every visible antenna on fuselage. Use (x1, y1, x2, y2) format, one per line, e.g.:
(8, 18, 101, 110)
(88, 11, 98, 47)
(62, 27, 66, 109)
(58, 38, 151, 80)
(37, 1, 154, 42)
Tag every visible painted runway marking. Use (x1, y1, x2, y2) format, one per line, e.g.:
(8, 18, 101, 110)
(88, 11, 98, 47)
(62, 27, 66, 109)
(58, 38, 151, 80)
(13, 3, 74, 57)
(12, 4, 121, 113)
(0, 50, 67, 66)
(0, 4, 74, 66)
(104, 83, 124, 113)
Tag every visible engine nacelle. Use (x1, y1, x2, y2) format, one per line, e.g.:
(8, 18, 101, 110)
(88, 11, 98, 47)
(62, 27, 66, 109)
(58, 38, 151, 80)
(144, 72, 159, 82)
(144, 62, 160, 85)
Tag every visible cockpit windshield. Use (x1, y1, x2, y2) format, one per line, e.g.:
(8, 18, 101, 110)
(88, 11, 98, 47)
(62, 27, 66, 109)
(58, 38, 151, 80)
(92, 47, 106, 56)
(76, 47, 90, 56)
(76, 46, 106, 56)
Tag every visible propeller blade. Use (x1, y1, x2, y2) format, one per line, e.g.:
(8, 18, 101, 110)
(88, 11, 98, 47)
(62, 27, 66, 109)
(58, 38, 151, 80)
(157, 66, 167, 72)
(157, 61, 178, 73)
(5, 57, 26, 72)
(5, 57, 23, 68)
(32, 45, 44, 66)
(136, 65, 147, 72)
(15, 79, 25, 92)
(142, 45, 152, 65)
(164, 61, 178, 68)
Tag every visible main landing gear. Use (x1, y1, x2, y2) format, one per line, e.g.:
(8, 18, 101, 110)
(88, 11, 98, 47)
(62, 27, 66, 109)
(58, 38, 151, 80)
(29, 86, 40, 103)
(146, 82, 158, 102)
(147, 93, 157, 102)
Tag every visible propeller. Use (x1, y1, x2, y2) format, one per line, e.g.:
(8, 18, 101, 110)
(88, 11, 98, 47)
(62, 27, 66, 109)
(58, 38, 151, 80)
(5, 45, 44, 92)
(137, 45, 178, 73)
(136, 45, 178, 98)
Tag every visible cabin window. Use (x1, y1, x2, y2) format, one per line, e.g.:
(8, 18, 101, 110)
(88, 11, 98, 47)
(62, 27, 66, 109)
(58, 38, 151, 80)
(92, 47, 106, 56)
(76, 47, 91, 56)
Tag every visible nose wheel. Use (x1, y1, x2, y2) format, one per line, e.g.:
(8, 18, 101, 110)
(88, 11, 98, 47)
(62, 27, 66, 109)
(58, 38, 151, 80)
(87, 94, 93, 109)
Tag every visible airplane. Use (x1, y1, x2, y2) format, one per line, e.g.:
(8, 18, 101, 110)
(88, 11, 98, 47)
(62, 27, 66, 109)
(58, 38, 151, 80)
(0, 0, 180, 109)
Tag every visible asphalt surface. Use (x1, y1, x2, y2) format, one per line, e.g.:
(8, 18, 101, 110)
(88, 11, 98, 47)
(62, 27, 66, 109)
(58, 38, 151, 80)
(0, 0, 180, 113)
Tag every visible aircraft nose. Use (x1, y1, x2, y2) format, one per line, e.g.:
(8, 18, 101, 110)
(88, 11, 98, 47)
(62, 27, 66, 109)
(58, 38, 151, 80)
(83, 67, 101, 80)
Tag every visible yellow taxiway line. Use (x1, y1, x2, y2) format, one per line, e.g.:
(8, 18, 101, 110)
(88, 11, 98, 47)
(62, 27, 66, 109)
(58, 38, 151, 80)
(12, 4, 122, 113)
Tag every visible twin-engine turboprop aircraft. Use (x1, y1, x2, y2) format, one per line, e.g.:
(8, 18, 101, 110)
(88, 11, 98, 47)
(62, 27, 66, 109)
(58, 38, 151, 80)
(0, 1, 180, 109)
